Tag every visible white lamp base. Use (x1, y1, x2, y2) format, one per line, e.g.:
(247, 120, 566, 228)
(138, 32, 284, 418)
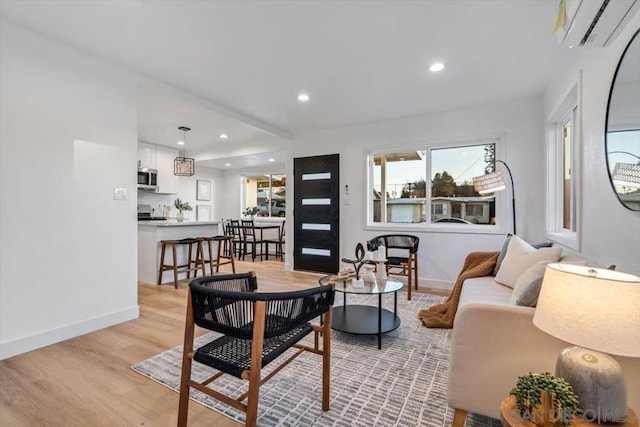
(555, 346, 627, 422)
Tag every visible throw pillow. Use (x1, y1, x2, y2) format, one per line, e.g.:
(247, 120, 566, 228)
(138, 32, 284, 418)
(492, 234, 512, 276)
(510, 261, 549, 306)
(495, 235, 562, 288)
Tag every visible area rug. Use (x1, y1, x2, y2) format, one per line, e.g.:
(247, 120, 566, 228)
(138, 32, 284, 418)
(132, 291, 500, 426)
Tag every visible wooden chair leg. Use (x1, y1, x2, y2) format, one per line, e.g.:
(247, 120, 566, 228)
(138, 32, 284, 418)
(172, 244, 179, 289)
(157, 242, 167, 286)
(322, 306, 333, 411)
(407, 265, 412, 301)
(245, 301, 265, 427)
(413, 256, 419, 290)
(452, 408, 468, 427)
(178, 290, 196, 427)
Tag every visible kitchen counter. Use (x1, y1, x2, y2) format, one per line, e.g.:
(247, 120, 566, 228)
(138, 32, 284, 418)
(137, 220, 222, 226)
(138, 221, 223, 285)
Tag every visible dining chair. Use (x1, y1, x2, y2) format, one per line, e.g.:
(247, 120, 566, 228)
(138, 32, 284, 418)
(265, 220, 285, 261)
(229, 219, 244, 259)
(367, 234, 420, 300)
(177, 272, 335, 427)
(241, 219, 265, 261)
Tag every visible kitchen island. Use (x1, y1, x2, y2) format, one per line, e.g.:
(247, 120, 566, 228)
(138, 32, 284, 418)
(138, 221, 223, 285)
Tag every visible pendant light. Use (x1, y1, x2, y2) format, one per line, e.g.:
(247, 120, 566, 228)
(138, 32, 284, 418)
(174, 126, 195, 176)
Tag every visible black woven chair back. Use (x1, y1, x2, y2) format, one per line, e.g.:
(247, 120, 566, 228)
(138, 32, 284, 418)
(190, 274, 334, 340)
(367, 234, 419, 254)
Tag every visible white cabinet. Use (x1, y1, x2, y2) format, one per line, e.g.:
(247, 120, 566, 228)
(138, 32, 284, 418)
(137, 143, 156, 169)
(155, 146, 178, 194)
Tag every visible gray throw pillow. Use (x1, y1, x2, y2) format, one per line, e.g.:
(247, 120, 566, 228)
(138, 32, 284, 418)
(515, 277, 544, 307)
(492, 234, 512, 276)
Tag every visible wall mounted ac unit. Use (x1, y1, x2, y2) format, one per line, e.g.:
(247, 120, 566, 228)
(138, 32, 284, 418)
(556, 0, 639, 48)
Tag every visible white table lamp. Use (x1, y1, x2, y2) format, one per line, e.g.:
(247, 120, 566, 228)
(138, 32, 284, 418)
(533, 263, 640, 421)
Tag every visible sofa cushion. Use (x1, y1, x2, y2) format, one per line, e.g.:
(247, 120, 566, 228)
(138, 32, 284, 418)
(495, 235, 561, 288)
(459, 276, 513, 307)
(509, 261, 548, 306)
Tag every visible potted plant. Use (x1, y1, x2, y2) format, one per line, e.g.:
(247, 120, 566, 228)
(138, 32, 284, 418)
(243, 206, 260, 218)
(174, 198, 192, 222)
(510, 372, 580, 427)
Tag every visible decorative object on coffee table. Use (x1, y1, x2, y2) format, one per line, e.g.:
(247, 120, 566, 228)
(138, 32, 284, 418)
(533, 263, 640, 422)
(341, 243, 368, 288)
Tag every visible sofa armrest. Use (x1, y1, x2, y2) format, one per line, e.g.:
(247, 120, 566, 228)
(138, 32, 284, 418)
(447, 303, 640, 420)
(448, 303, 568, 420)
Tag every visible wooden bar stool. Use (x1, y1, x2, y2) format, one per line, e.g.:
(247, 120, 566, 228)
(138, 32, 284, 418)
(197, 236, 236, 275)
(157, 238, 205, 289)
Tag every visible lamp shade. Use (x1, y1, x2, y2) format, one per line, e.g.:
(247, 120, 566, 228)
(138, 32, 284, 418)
(533, 263, 640, 357)
(612, 162, 640, 188)
(473, 171, 506, 194)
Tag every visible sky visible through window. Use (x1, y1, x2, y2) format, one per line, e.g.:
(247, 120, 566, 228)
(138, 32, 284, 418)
(374, 144, 491, 196)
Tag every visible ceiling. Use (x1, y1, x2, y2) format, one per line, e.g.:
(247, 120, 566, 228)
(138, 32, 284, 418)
(0, 0, 570, 169)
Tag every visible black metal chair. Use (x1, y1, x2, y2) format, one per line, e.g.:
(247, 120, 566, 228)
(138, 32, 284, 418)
(177, 272, 335, 427)
(367, 234, 420, 300)
(241, 219, 265, 261)
(228, 219, 244, 259)
(265, 220, 285, 261)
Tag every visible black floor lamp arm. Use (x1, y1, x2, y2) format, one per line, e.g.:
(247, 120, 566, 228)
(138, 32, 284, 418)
(496, 160, 516, 235)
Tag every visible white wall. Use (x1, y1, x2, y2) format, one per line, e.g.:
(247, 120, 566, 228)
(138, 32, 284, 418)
(0, 21, 139, 359)
(544, 15, 640, 275)
(218, 96, 545, 285)
(137, 164, 224, 221)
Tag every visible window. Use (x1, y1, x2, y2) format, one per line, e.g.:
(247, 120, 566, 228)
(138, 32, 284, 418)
(547, 78, 580, 249)
(369, 141, 497, 228)
(243, 173, 286, 217)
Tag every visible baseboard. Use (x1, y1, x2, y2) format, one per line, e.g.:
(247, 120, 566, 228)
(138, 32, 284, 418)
(419, 278, 454, 290)
(0, 305, 139, 360)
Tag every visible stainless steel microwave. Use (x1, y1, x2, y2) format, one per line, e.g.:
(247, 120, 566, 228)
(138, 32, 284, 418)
(137, 168, 158, 191)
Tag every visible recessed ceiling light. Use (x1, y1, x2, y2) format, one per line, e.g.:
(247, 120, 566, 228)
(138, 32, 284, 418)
(219, 133, 228, 139)
(268, 158, 275, 162)
(429, 62, 445, 72)
(225, 163, 231, 167)
(297, 93, 310, 102)
(177, 140, 185, 145)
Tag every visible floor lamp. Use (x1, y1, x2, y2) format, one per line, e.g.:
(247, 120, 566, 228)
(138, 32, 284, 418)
(472, 160, 516, 235)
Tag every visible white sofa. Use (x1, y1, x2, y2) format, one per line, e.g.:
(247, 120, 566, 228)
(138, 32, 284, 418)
(447, 271, 640, 425)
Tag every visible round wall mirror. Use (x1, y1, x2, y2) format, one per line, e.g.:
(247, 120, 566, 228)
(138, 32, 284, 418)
(605, 29, 640, 211)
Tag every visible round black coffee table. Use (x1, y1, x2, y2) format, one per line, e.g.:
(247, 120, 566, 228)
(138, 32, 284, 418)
(319, 276, 402, 349)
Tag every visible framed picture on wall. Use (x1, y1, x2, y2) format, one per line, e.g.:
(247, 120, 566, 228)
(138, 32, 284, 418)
(196, 205, 212, 222)
(196, 179, 211, 201)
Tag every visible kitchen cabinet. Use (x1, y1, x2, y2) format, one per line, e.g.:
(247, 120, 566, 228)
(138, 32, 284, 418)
(137, 142, 156, 169)
(155, 145, 178, 194)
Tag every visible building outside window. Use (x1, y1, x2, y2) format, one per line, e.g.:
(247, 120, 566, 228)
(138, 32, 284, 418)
(243, 173, 286, 217)
(369, 141, 497, 227)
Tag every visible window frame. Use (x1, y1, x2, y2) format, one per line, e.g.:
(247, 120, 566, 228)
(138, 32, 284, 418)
(546, 73, 582, 250)
(365, 135, 506, 234)
(241, 172, 287, 218)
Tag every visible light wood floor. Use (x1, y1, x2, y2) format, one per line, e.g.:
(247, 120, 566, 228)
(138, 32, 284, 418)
(0, 260, 448, 426)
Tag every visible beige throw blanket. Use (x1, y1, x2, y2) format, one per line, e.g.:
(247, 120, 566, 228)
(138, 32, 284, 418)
(418, 251, 499, 328)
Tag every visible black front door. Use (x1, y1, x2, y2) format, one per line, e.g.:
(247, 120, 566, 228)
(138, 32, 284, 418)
(293, 154, 340, 273)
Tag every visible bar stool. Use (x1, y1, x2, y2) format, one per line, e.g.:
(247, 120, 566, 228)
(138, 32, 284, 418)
(197, 236, 236, 275)
(157, 238, 205, 289)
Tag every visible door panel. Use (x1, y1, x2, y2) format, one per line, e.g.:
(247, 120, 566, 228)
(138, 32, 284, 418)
(293, 154, 339, 273)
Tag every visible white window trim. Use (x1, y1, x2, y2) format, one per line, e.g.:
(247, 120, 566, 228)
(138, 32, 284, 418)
(546, 72, 582, 251)
(365, 135, 507, 234)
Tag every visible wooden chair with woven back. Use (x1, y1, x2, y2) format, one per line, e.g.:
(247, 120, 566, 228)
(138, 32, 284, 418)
(367, 234, 420, 300)
(177, 272, 335, 427)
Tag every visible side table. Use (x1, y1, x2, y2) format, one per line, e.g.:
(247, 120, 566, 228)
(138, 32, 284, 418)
(500, 396, 638, 427)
